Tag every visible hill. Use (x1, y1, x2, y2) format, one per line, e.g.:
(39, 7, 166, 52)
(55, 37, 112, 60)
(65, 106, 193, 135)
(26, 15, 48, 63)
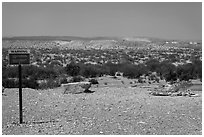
(2, 36, 202, 50)
(2, 36, 119, 41)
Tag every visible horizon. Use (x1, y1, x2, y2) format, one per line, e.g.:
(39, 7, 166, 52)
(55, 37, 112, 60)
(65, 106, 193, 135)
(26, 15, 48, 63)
(2, 2, 202, 41)
(2, 35, 201, 42)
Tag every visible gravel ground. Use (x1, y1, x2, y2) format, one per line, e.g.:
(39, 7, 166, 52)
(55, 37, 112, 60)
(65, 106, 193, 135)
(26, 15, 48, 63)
(2, 82, 202, 135)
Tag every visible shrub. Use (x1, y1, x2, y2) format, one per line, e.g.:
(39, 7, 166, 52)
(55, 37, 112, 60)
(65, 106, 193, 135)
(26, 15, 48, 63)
(105, 62, 119, 76)
(80, 65, 102, 78)
(82, 67, 96, 78)
(5, 66, 18, 78)
(138, 77, 144, 83)
(72, 76, 84, 82)
(155, 77, 160, 83)
(164, 71, 177, 82)
(60, 77, 68, 84)
(67, 76, 85, 83)
(146, 59, 160, 72)
(36, 67, 58, 79)
(38, 79, 60, 89)
(121, 64, 148, 79)
(65, 62, 80, 76)
(176, 63, 195, 81)
(22, 78, 39, 89)
(47, 79, 61, 89)
(2, 78, 18, 88)
(89, 79, 99, 84)
(156, 61, 177, 82)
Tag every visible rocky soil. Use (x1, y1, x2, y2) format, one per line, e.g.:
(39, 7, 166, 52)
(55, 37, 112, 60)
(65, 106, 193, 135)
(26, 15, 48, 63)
(2, 78, 202, 135)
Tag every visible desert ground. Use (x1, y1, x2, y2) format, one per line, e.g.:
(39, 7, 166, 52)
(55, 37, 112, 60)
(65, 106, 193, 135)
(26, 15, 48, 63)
(2, 76, 202, 135)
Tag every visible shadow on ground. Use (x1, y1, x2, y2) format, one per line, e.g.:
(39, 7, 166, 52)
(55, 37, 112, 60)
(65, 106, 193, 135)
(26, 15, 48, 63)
(84, 89, 95, 93)
(11, 120, 60, 125)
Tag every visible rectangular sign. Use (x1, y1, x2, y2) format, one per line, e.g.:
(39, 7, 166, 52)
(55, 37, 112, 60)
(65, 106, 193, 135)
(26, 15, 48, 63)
(9, 49, 30, 65)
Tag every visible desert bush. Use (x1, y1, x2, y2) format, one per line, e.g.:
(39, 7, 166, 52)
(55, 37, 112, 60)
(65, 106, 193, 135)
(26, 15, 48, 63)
(176, 63, 196, 81)
(22, 78, 39, 89)
(157, 61, 177, 82)
(72, 76, 84, 82)
(38, 79, 60, 89)
(122, 64, 147, 79)
(164, 71, 177, 83)
(192, 59, 202, 80)
(36, 67, 58, 79)
(37, 81, 48, 89)
(146, 58, 160, 72)
(81, 66, 98, 78)
(2, 77, 39, 89)
(65, 62, 80, 76)
(2, 66, 18, 79)
(60, 77, 68, 84)
(89, 79, 99, 84)
(138, 77, 145, 83)
(22, 65, 39, 79)
(2, 78, 18, 88)
(105, 62, 119, 76)
(47, 79, 61, 89)
(67, 76, 85, 83)
(155, 77, 160, 83)
(122, 64, 136, 78)
(80, 64, 106, 78)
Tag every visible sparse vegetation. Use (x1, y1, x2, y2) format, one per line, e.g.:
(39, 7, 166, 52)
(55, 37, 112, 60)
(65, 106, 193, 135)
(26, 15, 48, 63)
(2, 38, 202, 89)
(2, 38, 202, 135)
(2, 58, 202, 89)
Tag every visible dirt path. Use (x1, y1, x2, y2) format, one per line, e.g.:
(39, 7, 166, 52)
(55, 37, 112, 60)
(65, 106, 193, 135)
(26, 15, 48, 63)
(2, 86, 202, 135)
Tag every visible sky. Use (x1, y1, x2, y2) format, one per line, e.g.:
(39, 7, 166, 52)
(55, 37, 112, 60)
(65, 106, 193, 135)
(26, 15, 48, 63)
(2, 2, 202, 41)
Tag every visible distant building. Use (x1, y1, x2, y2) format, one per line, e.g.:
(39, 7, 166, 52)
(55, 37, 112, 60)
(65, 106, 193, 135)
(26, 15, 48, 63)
(189, 42, 197, 45)
(172, 41, 178, 44)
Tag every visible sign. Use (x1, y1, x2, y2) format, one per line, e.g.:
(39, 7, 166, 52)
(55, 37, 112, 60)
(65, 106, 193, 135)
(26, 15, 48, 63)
(9, 49, 30, 65)
(8, 49, 30, 124)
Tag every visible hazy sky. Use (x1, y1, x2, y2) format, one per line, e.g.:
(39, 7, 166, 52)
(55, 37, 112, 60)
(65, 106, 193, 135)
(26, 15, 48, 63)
(2, 2, 202, 40)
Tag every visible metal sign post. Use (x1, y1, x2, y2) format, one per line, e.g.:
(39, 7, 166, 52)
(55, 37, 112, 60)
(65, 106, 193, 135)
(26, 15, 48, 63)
(18, 64, 23, 124)
(8, 49, 30, 124)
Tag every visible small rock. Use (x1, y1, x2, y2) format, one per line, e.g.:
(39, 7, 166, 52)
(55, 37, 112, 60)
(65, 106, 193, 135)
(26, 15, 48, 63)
(62, 82, 91, 94)
(137, 121, 146, 124)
